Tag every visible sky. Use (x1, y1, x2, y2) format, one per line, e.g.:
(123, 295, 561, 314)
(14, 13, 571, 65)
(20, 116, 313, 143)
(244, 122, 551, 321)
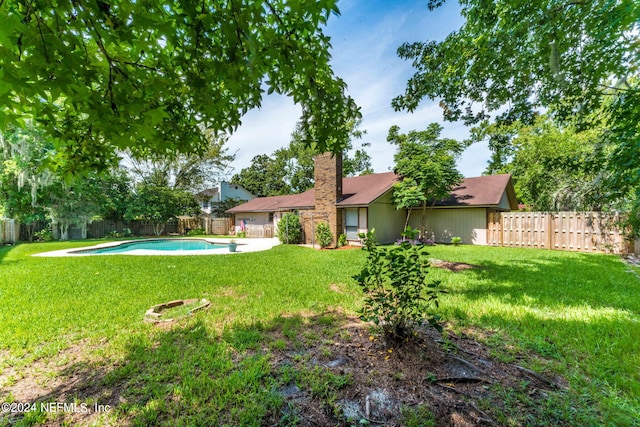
(225, 0, 491, 178)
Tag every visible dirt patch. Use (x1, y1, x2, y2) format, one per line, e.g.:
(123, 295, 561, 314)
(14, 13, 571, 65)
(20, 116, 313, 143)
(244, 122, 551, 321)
(1, 316, 569, 426)
(267, 316, 568, 426)
(430, 259, 482, 272)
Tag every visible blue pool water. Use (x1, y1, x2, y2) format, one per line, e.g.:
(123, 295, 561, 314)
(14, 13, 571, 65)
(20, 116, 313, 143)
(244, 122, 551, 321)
(74, 239, 227, 254)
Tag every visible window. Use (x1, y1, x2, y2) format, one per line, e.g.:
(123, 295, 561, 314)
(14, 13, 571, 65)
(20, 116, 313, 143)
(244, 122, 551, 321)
(345, 209, 359, 240)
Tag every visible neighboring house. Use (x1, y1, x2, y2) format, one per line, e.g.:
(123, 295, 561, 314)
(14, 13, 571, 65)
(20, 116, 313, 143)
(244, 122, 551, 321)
(227, 153, 516, 246)
(197, 182, 254, 216)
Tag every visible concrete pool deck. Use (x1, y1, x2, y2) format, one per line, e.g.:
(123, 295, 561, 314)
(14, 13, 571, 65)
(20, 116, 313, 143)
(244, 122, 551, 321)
(33, 237, 281, 257)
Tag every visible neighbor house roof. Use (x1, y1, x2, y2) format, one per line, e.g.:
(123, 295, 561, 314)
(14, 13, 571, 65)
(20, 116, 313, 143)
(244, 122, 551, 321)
(225, 192, 315, 213)
(435, 174, 518, 209)
(226, 172, 517, 213)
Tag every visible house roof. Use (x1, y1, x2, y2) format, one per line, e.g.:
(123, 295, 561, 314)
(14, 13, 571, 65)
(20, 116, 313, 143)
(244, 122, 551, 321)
(226, 172, 517, 213)
(338, 172, 399, 206)
(225, 192, 315, 213)
(435, 174, 518, 209)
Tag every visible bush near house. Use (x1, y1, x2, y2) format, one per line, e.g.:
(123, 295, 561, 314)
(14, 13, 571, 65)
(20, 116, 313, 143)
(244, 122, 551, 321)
(315, 221, 333, 248)
(277, 213, 302, 244)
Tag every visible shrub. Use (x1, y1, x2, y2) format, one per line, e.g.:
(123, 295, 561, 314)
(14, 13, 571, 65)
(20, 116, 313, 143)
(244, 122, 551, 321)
(106, 230, 121, 238)
(315, 221, 333, 248)
(354, 239, 444, 342)
(338, 233, 348, 247)
(451, 236, 462, 246)
(400, 225, 420, 240)
(121, 227, 133, 237)
(277, 213, 302, 244)
(236, 231, 247, 238)
(33, 226, 53, 242)
(187, 228, 206, 236)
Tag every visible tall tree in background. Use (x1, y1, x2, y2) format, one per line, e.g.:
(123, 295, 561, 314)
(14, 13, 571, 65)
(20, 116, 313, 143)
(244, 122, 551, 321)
(393, 0, 639, 231)
(389, 123, 464, 237)
(282, 120, 373, 194)
(501, 116, 615, 211)
(125, 131, 235, 193)
(231, 154, 291, 198)
(125, 173, 200, 236)
(0, 123, 54, 239)
(0, 0, 359, 174)
(232, 120, 372, 196)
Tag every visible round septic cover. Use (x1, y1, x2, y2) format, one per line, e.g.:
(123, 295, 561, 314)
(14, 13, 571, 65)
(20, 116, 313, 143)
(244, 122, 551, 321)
(144, 298, 211, 323)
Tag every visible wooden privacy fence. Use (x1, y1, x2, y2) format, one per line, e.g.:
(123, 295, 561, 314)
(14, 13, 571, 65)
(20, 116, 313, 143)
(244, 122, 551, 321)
(243, 224, 274, 238)
(488, 212, 631, 254)
(0, 219, 19, 244)
(206, 218, 233, 235)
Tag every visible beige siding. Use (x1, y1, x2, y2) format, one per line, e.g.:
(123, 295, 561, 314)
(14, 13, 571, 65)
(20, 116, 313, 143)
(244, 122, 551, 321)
(367, 192, 405, 244)
(234, 212, 270, 229)
(498, 192, 511, 210)
(409, 208, 488, 245)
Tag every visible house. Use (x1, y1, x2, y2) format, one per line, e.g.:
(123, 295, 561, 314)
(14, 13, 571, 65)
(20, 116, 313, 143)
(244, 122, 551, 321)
(408, 174, 518, 245)
(196, 182, 254, 216)
(227, 153, 517, 246)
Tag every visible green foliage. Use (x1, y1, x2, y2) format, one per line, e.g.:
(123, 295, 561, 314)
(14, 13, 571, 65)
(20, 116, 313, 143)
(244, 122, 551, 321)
(401, 225, 420, 240)
(394, 0, 640, 231)
(236, 231, 247, 238)
(231, 154, 292, 197)
(210, 197, 245, 218)
(277, 213, 302, 244)
(389, 123, 463, 234)
(499, 116, 618, 211)
(0, 0, 360, 174)
(187, 228, 206, 236)
(231, 120, 372, 196)
(451, 236, 462, 246)
(354, 240, 443, 342)
(358, 228, 377, 251)
(315, 221, 333, 248)
(126, 133, 235, 194)
(393, 0, 639, 127)
(338, 233, 347, 247)
(33, 226, 53, 242)
(125, 182, 200, 236)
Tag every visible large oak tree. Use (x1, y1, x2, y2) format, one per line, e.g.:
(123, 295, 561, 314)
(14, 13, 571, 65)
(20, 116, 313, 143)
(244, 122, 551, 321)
(0, 0, 359, 174)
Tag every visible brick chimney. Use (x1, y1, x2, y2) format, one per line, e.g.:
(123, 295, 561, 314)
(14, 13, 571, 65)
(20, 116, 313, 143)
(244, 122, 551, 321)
(313, 152, 343, 247)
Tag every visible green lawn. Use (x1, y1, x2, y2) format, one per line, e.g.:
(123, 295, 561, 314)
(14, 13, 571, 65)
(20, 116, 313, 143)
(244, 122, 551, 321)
(0, 241, 638, 425)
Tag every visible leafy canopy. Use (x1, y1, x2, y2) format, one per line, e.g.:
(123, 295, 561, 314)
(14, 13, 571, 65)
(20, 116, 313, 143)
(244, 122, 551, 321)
(389, 123, 464, 234)
(0, 0, 359, 174)
(393, 0, 640, 126)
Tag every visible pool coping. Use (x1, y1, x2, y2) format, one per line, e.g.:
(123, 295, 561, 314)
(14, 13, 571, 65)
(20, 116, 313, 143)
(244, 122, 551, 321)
(32, 237, 281, 257)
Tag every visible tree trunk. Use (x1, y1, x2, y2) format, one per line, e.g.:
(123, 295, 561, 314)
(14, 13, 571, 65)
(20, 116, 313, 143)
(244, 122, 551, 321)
(60, 223, 69, 241)
(420, 200, 427, 238)
(153, 222, 164, 236)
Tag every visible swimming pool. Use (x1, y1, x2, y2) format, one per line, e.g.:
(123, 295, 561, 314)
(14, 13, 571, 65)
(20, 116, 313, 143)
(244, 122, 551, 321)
(72, 239, 228, 255)
(34, 237, 280, 257)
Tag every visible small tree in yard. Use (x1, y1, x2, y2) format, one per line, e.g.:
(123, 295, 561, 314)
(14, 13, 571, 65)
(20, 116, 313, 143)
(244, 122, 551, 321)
(277, 213, 302, 244)
(315, 221, 333, 248)
(389, 124, 464, 238)
(354, 233, 443, 343)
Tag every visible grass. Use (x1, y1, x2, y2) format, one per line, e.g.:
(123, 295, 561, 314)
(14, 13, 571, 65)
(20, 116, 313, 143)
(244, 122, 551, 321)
(0, 241, 639, 425)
